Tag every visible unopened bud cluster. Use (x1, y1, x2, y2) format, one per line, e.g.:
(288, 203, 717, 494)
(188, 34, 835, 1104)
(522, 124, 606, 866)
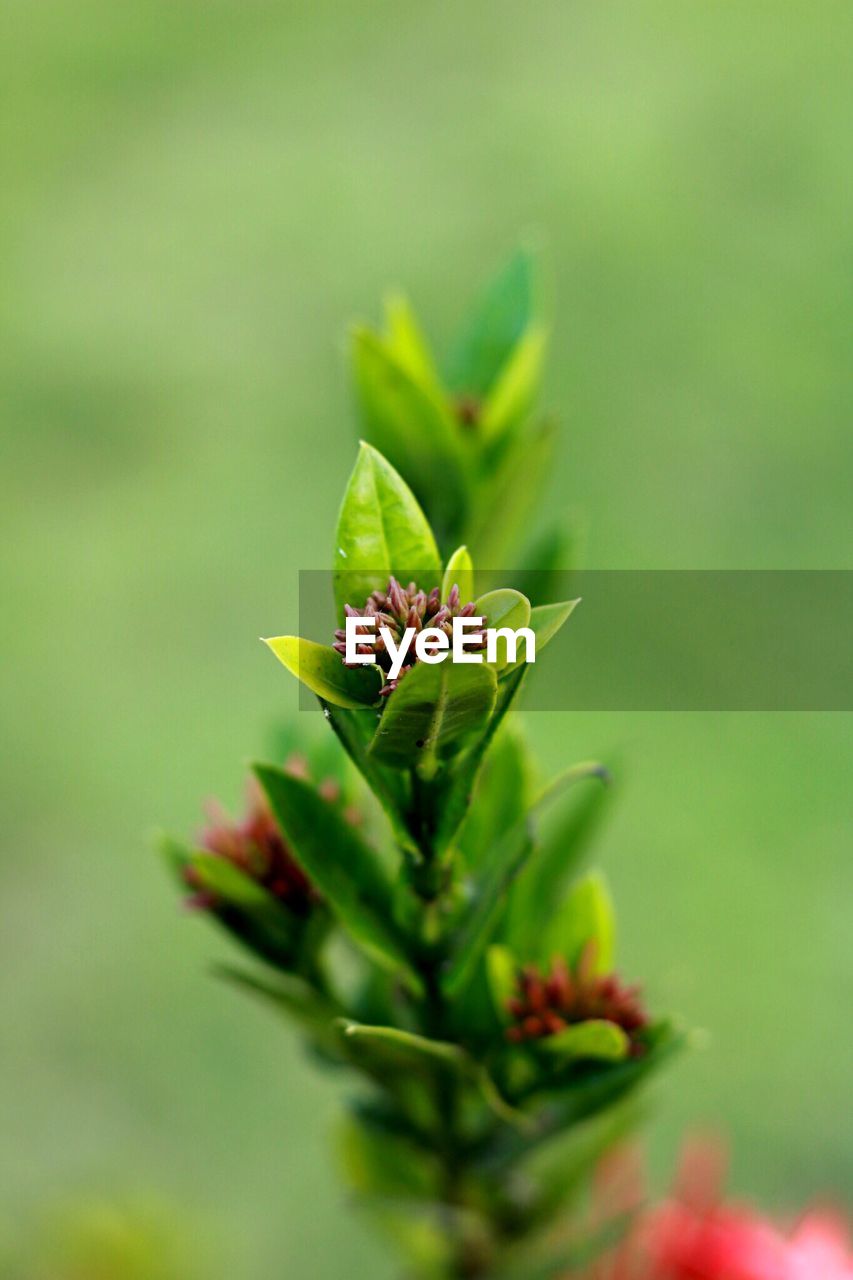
(506, 950, 648, 1051)
(334, 577, 486, 693)
(185, 759, 338, 916)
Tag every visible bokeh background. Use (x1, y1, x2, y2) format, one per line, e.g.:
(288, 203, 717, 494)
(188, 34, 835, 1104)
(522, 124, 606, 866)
(2, 2, 851, 1275)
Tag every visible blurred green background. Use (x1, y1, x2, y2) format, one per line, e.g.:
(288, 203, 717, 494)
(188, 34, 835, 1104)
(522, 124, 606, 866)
(2, 2, 851, 1275)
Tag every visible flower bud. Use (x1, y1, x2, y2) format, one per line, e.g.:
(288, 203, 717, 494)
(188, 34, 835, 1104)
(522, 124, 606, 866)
(334, 576, 487, 694)
(185, 758, 332, 916)
(506, 947, 648, 1052)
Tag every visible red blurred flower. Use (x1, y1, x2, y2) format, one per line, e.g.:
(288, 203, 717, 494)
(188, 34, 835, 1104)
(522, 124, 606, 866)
(784, 1215, 853, 1280)
(640, 1198, 786, 1279)
(583, 1141, 853, 1280)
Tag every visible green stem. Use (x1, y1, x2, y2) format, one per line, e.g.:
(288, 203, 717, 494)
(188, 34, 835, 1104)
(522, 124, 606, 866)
(410, 770, 495, 1278)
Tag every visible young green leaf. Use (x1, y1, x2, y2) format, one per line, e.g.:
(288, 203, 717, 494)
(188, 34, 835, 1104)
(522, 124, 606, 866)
(497, 598, 578, 683)
(524, 599, 579, 657)
(253, 763, 421, 992)
(264, 635, 382, 709)
(518, 524, 576, 580)
(187, 851, 273, 908)
(480, 325, 548, 442)
(369, 662, 497, 771)
(334, 442, 442, 619)
(507, 765, 613, 955)
(382, 293, 442, 396)
(361, 1198, 491, 1275)
(441, 544, 475, 605)
(538, 872, 615, 973)
(160, 835, 306, 968)
(447, 245, 538, 397)
(538, 1020, 629, 1063)
(458, 723, 531, 872)
(348, 346, 464, 563)
(524, 1021, 685, 1131)
(486, 944, 517, 1023)
(470, 416, 556, 565)
(513, 1103, 643, 1233)
(441, 811, 535, 999)
(476, 588, 532, 669)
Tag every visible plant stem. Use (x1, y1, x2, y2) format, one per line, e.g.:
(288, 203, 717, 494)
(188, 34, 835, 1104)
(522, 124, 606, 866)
(411, 767, 496, 1279)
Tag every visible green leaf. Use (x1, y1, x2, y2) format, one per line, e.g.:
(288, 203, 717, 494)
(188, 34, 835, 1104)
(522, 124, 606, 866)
(319, 701, 419, 860)
(447, 246, 538, 397)
(518, 524, 576, 580)
(432, 663, 529, 858)
(444, 951, 505, 1048)
(491, 1028, 685, 1201)
(339, 1020, 467, 1072)
(382, 293, 442, 396)
(469, 418, 557, 566)
(369, 661, 497, 771)
(253, 763, 421, 992)
(441, 544, 475, 605)
(340, 1111, 440, 1202)
(339, 1022, 530, 1130)
(526, 1020, 686, 1130)
(443, 763, 609, 999)
(538, 1020, 629, 1063)
(486, 944, 517, 1023)
(160, 835, 306, 968)
(334, 442, 442, 620)
(349, 342, 466, 554)
(480, 325, 548, 441)
(511, 530, 578, 623)
(507, 764, 613, 955)
(524, 599, 579, 657)
(458, 722, 531, 872)
(475, 588, 532, 669)
(538, 872, 615, 973)
(187, 851, 271, 908)
(441, 813, 535, 999)
(264, 635, 382, 709)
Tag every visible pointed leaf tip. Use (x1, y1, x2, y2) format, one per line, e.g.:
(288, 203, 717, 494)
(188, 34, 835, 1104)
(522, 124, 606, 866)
(334, 443, 441, 621)
(265, 634, 382, 709)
